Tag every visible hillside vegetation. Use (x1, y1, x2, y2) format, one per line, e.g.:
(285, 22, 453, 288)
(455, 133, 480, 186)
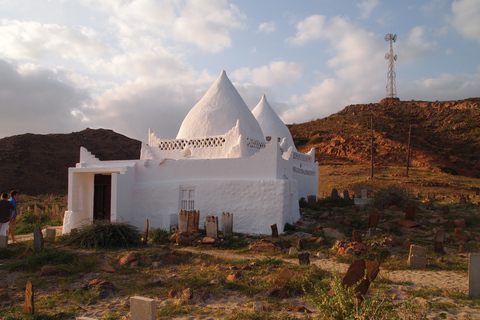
(289, 97, 480, 178)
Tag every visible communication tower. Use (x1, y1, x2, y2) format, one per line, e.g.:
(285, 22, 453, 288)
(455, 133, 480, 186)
(384, 33, 397, 98)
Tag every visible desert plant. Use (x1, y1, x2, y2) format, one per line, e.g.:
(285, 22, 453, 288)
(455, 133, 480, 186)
(63, 221, 142, 249)
(304, 271, 399, 320)
(149, 228, 171, 244)
(373, 184, 417, 210)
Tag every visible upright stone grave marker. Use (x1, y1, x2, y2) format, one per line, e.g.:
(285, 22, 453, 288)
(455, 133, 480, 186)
(187, 210, 199, 232)
(222, 212, 233, 236)
(271, 224, 278, 238)
(130, 296, 156, 320)
(45, 228, 56, 238)
(368, 214, 380, 228)
(331, 188, 339, 198)
(343, 190, 350, 199)
(206, 216, 218, 239)
(33, 223, 44, 253)
(23, 280, 34, 314)
(433, 229, 445, 255)
(297, 252, 310, 265)
(143, 219, 149, 244)
(469, 254, 480, 298)
(352, 230, 362, 243)
(361, 189, 368, 199)
(178, 210, 188, 232)
(405, 206, 416, 221)
(408, 245, 427, 269)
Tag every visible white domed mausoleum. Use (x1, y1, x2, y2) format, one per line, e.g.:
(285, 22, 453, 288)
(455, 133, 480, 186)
(63, 71, 318, 235)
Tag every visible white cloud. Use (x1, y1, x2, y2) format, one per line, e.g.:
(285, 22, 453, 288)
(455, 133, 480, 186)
(0, 59, 91, 137)
(451, 0, 480, 43)
(232, 61, 305, 87)
(286, 15, 326, 46)
(397, 26, 437, 63)
(0, 20, 104, 62)
(358, 0, 380, 19)
(257, 21, 275, 34)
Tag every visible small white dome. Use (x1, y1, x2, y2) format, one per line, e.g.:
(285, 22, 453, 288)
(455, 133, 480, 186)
(252, 95, 296, 151)
(176, 70, 264, 143)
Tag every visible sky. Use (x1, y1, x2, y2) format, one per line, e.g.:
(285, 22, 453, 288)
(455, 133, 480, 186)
(0, 0, 479, 143)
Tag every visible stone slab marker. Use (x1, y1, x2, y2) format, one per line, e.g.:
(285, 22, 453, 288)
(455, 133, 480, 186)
(178, 210, 188, 232)
(33, 223, 44, 253)
(352, 230, 362, 243)
(45, 228, 56, 238)
(408, 245, 427, 269)
(297, 252, 310, 265)
(331, 188, 339, 198)
(130, 296, 156, 320)
(143, 219, 149, 244)
(433, 229, 445, 254)
(0, 235, 7, 248)
(343, 190, 350, 199)
(23, 280, 34, 314)
(405, 206, 416, 221)
(469, 254, 480, 298)
(187, 210, 199, 232)
(361, 189, 368, 199)
(271, 224, 278, 238)
(222, 212, 233, 236)
(368, 214, 380, 228)
(206, 216, 218, 239)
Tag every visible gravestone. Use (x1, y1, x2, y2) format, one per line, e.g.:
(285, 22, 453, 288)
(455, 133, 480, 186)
(33, 224, 44, 253)
(271, 224, 278, 238)
(178, 210, 188, 232)
(352, 230, 362, 243)
(206, 216, 218, 239)
(23, 280, 34, 314)
(222, 212, 233, 236)
(130, 296, 156, 320)
(331, 188, 339, 198)
(368, 214, 380, 228)
(187, 210, 199, 232)
(405, 206, 416, 221)
(433, 229, 445, 255)
(0, 235, 7, 248)
(143, 219, 149, 244)
(307, 195, 316, 203)
(297, 252, 310, 265)
(408, 245, 427, 269)
(361, 189, 368, 199)
(343, 190, 350, 199)
(368, 228, 377, 237)
(45, 228, 56, 238)
(469, 254, 480, 298)
(342, 259, 380, 298)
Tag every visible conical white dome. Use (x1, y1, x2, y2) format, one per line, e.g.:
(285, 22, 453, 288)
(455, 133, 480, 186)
(252, 95, 296, 151)
(176, 70, 264, 142)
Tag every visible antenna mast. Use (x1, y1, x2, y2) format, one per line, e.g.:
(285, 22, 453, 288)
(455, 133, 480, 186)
(384, 33, 397, 98)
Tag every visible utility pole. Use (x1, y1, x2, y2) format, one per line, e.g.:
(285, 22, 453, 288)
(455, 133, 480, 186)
(370, 115, 374, 179)
(406, 125, 412, 177)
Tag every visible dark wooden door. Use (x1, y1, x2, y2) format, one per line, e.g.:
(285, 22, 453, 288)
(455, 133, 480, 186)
(94, 174, 111, 221)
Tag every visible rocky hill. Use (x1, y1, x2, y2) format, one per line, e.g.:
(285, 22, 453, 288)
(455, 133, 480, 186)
(288, 97, 480, 178)
(0, 128, 141, 195)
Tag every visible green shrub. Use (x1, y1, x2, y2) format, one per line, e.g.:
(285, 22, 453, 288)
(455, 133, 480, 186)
(437, 165, 459, 175)
(149, 228, 171, 245)
(21, 211, 38, 224)
(63, 221, 142, 249)
(373, 184, 417, 210)
(2, 248, 77, 272)
(304, 271, 399, 320)
(217, 234, 249, 250)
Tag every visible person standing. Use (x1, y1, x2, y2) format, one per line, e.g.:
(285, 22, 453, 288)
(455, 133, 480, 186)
(8, 190, 19, 242)
(0, 193, 15, 240)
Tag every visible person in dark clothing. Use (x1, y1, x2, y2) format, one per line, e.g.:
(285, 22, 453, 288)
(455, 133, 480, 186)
(0, 193, 15, 238)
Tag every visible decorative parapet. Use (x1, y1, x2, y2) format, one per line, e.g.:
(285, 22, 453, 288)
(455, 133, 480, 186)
(293, 166, 316, 176)
(293, 151, 312, 163)
(246, 137, 266, 149)
(158, 136, 226, 150)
